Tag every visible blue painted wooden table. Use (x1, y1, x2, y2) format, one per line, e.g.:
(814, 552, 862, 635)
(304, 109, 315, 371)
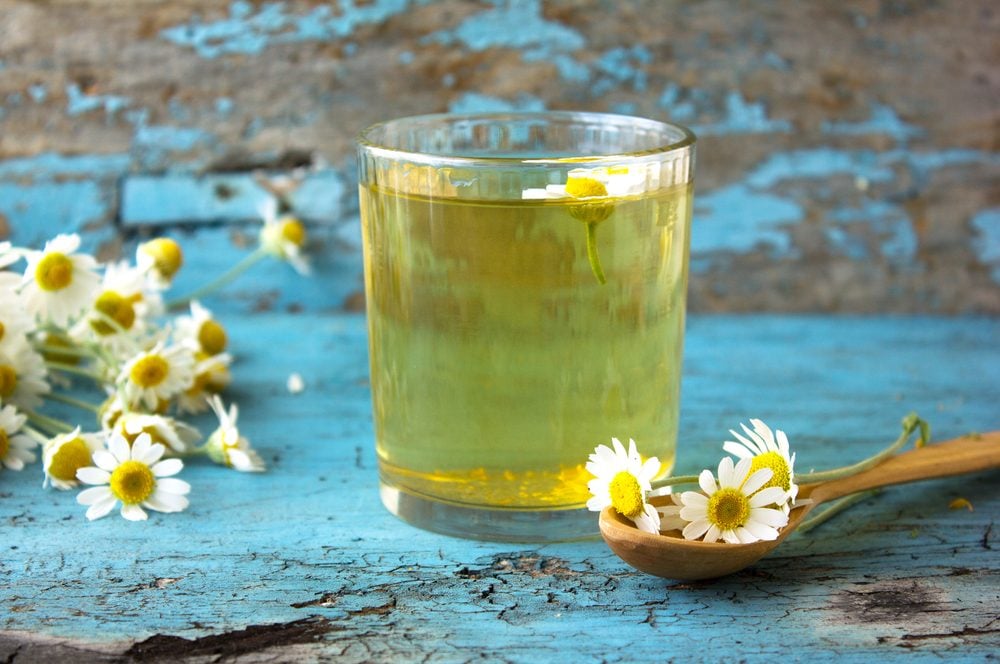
(1, 310, 997, 661)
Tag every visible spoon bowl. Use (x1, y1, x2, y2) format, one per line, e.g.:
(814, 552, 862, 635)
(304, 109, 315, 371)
(600, 432, 1000, 581)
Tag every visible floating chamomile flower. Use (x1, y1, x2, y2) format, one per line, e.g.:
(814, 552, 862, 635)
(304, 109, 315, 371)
(679, 457, 788, 544)
(20, 233, 101, 326)
(586, 437, 661, 533)
(205, 395, 265, 472)
(0, 403, 36, 472)
(76, 432, 190, 521)
(176, 301, 228, 356)
(521, 166, 646, 201)
(118, 343, 195, 411)
(258, 198, 310, 275)
(113, 412, 202, 456)
(136, 237, 184, 290)
(0, 341, 50, 411)
(176, 352, 232, 414)
(42, 428, 104, 489)
(723, 419, 798, 513)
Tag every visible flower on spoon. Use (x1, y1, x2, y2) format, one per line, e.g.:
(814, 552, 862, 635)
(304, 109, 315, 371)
(723, 419, 799, 514)
(678, 457, 789, 544)
(586, 438, 661, 534)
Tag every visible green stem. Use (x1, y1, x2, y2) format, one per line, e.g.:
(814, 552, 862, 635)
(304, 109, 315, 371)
(798, 490, 880, 534)
(33, 343, 95, 359)
(585, 222, 606, 285)
(23, 425, 51, 445)
(167, 248, 267, 309)
(26, 410, 74, 434)
(45, 392, 101, 414)
(44, 361, 104, 382)
(650, 474, 701, 490)
(797, 412, 928, 484)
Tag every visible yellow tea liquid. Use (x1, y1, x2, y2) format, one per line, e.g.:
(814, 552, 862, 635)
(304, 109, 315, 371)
(360, 182, 692, 509)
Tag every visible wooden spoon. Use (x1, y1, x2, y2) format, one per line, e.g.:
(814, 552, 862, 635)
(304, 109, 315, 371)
(600, 432, 1000, 581)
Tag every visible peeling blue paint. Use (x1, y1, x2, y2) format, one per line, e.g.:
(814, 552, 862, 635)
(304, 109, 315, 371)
(65, 83, 130, 117)
(692, 184, 802, 258)
(120, 170, 345, 226)
(398, 50, 414, 65)
(546, 54, 590, 84)
(610, 102, 637, 116)
(134, 125, 214, 152)
(27, 84, 47, 103)
(591, 46, 651, 95)
(447, 92, 546, 114)
(161, 0, 418, 59)
(215, 97, 235, 117)
(0, 153, 130, 179)
(657, 84, 697, 123)
(0, 180, 114, 253)
(6, 92, 22, 107)
(970, 208, 1000, 284)
(694, 92, 791, 136)
(828, 200, 917, 264)
(822, 103, 923, 142)
(425, 0, 584, 59)
(746, 149, 894, 189)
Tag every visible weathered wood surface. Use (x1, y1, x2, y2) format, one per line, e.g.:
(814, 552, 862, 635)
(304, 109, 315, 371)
(1, 0, 999, 312)
(1, 313, 997, 661)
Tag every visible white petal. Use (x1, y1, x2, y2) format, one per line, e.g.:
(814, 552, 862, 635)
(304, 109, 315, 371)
(92, 450, 118, 472)
(86, 496, 117, 520)
(750, 507, 789, 528)
(137, 441, 165, 466)
(743, 519, 777, 541)
(776, 429, 790, 455)
(704, 524, 721, 543)
(633, 504, 661, 534)
(108, 434, 130, 463)
(586, 495, 609, 512)
(145, 489, 188, 513)
(121, 503, 148, 521)
(729, 429, 762, 455)
(681, 491, 708, 507)
(698, 469, 717, 495)
(735, 526, 757, 544)
(721, 529, 741, 544)
(722, 441, 753, 459)
(742, 467, 773, 496)
(679, 504, 707, 521)
(611, 437, 626, 459)
(717, 456, 736, 487)
(730, 457, 753, 488)
(76, 467, 111, 485)
(749, 486, 787, 507)
(151, 458, 183, 478)
(77, 486, 111, 506)
(638, 456, 660, 484)
(3, 457, 25, 471)
(682, 519, 711, 540)
(155, 477, 191, 495)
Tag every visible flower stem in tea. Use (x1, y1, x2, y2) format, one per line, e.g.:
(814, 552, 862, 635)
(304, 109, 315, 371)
(566, 176, 614, 285)
(585, 222, 606, 285)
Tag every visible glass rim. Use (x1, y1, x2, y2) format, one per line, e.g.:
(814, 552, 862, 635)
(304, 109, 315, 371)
(356, 111, 696, 166)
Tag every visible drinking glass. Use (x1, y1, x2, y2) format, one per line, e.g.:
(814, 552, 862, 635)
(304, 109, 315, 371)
(357, 112, 695, 541)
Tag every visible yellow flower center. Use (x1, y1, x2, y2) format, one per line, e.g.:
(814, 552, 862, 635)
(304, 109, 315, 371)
(48, 437, 92, 481)
(141, 238, 183, 279)
(35, 252, 74, 291)
(91, 290, 137, 335)
(280, 219, 306, 247)
(749, 451, 791, 492)
(707, 488, 751, 531)
(565, 176, 608, 198)
(0, 429, 9, 459)
(129, 355, 169, 388)
(608, 470, 645, 519)
(109, 460, 155, 505)
(197, 319, 227, 355)
(0, 364, 17, 399)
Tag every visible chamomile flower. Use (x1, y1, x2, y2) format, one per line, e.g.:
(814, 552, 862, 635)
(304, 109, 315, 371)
(112, 412, 201, 456)
(175, 301, 228, 355)
(42, 428, 104, 489)
(258, 197, 310, 275)
(0, 403, 36, 471)
(20, 233, 101, 326)
(521, 166, 646, 201)
(723, 419, 798, 513)
(585, 437, 661, 533)
(76, 431, 190, 521)
(136, 237, 184, 290)
(176, 352, 232, 414)
(118, 343, 195, 410)
(0, 279, 32, 353)
(0, 341, 50, 411)
(655, 491, 689, 532)
(205, 395, 265, 472)
(678, 457, 789, 544)
(76, 261, 161, 351)
(0, 241, 22, 269)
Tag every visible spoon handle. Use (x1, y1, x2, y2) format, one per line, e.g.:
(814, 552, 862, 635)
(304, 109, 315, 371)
(808, 431, 1000, 504)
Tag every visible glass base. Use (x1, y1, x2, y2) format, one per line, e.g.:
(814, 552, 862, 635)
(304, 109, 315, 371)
(379, 481, 600, 543)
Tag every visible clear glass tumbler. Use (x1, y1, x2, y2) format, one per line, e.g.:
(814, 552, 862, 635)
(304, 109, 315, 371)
(357, 112, 695, 541)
